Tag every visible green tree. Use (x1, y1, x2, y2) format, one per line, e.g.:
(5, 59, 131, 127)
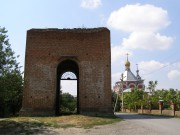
(166, 89, 176, 103)
(0, 27, 23, 117)
(159, 89, 177, 109)
(124, 87, 144, 111)
(149, 89, 179, 110)
(60, 92, 77, 114)
(124, 92, 134, 110)
(131, 87, 144, 110)
(147, 80, 158, 95)
(176, 90, 180, 110)
(149, 90, 160, 109)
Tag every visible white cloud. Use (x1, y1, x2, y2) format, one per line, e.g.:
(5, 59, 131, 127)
(107, 3, 170, 32)
(139, 60, 165, 75)
(107, 4, 173, 51)
(168, 70, 180, 80)
(122, 32, 173, 50)
(111, 45, 132, 63)
(112, 72, 122, 82)
(81, 0, 102, 9)
(171, 62, 180, 69)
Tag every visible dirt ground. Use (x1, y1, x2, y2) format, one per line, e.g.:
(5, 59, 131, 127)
(34, 113, 180, 135)
(1, 113, 180, 135)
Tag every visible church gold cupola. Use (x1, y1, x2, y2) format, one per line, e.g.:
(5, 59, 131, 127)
(125, 53, 130, 70)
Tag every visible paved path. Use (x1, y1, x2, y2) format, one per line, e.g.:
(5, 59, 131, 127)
(115, 113, 180, 135)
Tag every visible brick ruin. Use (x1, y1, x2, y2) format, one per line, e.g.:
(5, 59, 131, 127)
(21, 28, 113, 116)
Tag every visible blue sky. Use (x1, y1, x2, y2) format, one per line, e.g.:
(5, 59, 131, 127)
(1, 0, 180, 94)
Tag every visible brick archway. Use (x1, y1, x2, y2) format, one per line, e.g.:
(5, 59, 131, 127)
(56, 60, 79, 115)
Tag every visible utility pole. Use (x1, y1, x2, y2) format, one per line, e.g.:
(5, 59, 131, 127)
(113, 87, 119, 114)
(120, 73, 124, 112)
(113, 73, 125, 113)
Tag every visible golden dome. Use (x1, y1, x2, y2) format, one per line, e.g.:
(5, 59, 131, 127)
(125, 60, 130, 69)
(125, 53, 130, 70)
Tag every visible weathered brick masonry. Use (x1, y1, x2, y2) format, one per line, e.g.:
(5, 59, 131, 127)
(21, 28, 113, 116)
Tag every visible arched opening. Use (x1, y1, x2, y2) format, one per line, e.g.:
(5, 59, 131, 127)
(56, 60, 79, 115)
(138, 84, 143, 89)
(129, 83, 135, 89)
(123, 84, 127, 90)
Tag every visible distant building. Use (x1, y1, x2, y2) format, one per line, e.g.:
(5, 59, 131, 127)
(114, 54, 145, 93)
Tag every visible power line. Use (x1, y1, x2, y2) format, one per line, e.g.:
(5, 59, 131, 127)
(160, 49, 180, 62)
(142, 58, 180, 78)
(139, 49, 180, 78)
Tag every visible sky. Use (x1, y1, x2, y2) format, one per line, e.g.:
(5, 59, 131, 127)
(1, 0, 180, 95)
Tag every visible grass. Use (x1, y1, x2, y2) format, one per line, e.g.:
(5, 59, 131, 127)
(0, 115, 122, 134)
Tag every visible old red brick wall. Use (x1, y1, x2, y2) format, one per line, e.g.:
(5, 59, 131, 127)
(21, 28, 112, 116)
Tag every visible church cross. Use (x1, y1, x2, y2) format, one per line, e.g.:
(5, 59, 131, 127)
(126, 53, 129, 61)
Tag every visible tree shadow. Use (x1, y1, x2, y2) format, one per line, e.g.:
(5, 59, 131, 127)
(0, 120, 59, 135)
(115, 113, 174, 120)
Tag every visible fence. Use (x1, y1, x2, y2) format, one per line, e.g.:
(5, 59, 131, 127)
(123, 102, 180, 117)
